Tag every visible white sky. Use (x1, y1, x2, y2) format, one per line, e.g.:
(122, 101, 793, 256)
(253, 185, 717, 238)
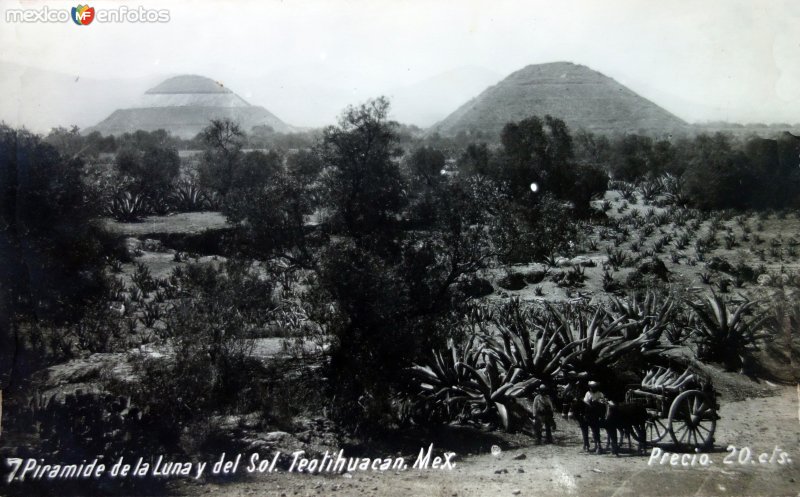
(1, 0, 799, 127)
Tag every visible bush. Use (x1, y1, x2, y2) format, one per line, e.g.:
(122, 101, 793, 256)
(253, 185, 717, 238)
(120, 261, 275, 448)
(230, 149, 283, 191)
(115, 141, 180, 197)
(1, 125, 107, 325)
(494, 193, 580, 264)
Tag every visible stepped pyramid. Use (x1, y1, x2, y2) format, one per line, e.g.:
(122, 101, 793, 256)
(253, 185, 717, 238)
(88, 75, 292, 138)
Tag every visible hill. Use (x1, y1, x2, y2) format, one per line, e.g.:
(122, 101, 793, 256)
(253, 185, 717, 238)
(428, 62, 687, 138)
(0, 62, 161, 132)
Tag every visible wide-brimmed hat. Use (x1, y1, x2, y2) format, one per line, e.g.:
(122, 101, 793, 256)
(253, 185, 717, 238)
(588, 380, 599, 387)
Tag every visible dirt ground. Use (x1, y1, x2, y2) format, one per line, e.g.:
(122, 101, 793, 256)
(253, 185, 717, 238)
(169, 385, 800, 497)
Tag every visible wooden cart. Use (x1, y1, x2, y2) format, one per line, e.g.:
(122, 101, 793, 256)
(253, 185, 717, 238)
(625, 370, 720, 450)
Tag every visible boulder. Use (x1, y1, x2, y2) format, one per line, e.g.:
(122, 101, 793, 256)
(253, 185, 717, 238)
(555, 257, 573, 267)
(707, 256, 734, 274)
(523, 269, 548, 284)
(142, 238, 165, 252)
(498, 272, 527, 291)
(571, 256, 596, 267)
(124, 237, 142, 256)
(636, 257, 669, 281)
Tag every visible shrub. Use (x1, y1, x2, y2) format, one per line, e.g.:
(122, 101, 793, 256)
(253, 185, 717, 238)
(121, 262, 274, 448)
(115, 141, 180, 198)
(495, 193, 580, 264)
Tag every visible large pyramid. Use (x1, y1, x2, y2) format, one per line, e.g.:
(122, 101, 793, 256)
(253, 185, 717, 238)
(87, 75, 292, 138)
(428, 62, 687, 137)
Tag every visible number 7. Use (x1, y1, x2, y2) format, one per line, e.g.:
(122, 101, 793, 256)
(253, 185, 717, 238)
(5, 458, 23, 483)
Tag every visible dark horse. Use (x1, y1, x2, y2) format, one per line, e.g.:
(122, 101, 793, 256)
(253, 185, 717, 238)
(565, 398, 648, 455)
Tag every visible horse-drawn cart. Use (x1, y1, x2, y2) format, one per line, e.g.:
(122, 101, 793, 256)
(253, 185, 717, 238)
(625, 366, 720, 450)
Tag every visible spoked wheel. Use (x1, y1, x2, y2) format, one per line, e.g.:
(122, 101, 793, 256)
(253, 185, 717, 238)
(630, 409, 668, 445)
(643, 414, 669, 444)
(668, 390, 716, 450)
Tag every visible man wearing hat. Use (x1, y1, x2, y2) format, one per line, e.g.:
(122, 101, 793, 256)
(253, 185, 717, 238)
(531, 384, 556, 444)
(583, 380, 607, 453)
(583, 380, 607, 405)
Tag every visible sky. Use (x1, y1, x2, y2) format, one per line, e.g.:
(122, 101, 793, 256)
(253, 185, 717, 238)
(0, 0, 799, 129)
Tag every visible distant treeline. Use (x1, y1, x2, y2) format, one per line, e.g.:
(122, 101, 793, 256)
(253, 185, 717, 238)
(569, 130, 800, 210)
(39, 113, 800, 212)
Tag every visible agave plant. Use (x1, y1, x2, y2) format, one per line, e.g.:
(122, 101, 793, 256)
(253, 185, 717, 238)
(545, 303, 653, 381)
(657, 173, 682, 197)
(456, 353, 539, 431)
(107, 191, 149, 222)
(609, 291, 675, 347)
(481, 299, 567, 387)
(640, 181, 662, 202)
(606, 247, 629, 270)
(170, 180, 210, 212)
(410, 336, 536, 431)
(686, 292, 771, 371)
(410, 337, 482, 404)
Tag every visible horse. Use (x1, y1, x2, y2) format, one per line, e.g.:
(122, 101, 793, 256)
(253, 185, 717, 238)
(604, 401, 648, 455)
(565, 397, 608, 453)
(565, 398, 648, 455)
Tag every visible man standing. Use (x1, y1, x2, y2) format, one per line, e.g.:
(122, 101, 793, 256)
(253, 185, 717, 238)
(583, 380, 607, 453)
(532, 384, 556, 444)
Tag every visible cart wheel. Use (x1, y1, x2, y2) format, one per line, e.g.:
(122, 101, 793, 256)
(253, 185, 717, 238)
(642, 414, 669, 444)
(668, 390, 716, 450)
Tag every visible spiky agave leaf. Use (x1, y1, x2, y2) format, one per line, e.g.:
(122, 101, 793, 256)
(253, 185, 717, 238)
(687, 291, 771, 369)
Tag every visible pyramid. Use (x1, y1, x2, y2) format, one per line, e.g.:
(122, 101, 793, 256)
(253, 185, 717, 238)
(87, 75, 292, 138)
(429, 62, 687, 137)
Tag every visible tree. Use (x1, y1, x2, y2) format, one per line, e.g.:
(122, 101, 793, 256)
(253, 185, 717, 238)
(287, 149, 324, 180)
(319, 97, 408, 252)
(198, 119, 245, 196)
(224, 170, 319, 268)
(407, 146, 445, 186)
(499, 115, 605, 218)
(44, 126, 89, 159)
(457, 142, 494, 176)
(574, 130, 612, 166)
(683, 133, 755, 210)
(406, 146, 446, 227)
(500, 115, 576, 202)
(115, 142, 180, 196)
(1, 125, 107, 393)
(230, 150, 283, 192)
